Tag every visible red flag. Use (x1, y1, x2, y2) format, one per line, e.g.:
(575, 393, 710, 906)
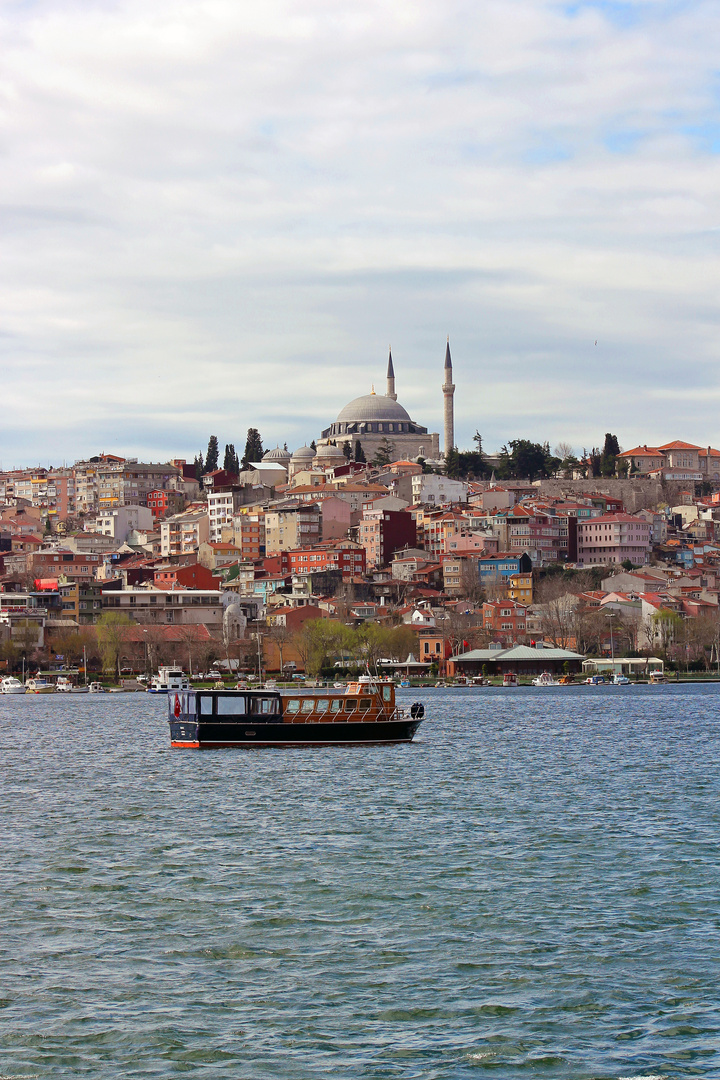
(463, 640, 469, 648)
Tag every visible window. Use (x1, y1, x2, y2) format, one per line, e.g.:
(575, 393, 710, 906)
(217, 696, 246, 715)
(359, 697, 372, 709)
(301, 699, 315, 713)
(330, 699, 342, 713)
(287, 699, 300, 714)
(316, 699, 329, 714)
(344, 698, 356, 712)
(200, 696, 213, 715)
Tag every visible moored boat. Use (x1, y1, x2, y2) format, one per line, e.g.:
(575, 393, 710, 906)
(0, 676, 26, 695)
(502, 673, 518, 687)
(168, 675, 425, 748)
(147, 666, 191, 694)
(532, 672, 559, 687)
(25, 678, 55, 694)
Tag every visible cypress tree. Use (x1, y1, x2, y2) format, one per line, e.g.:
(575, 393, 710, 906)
(205, 435, 219, 473)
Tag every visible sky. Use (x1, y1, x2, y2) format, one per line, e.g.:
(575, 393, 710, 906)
(1, 0, 720, 467)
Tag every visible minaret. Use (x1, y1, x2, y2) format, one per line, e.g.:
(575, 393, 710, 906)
(386, 347, 397, 401)
(442, 337, 455, 455)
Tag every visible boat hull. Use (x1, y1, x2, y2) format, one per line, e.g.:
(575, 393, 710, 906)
(170, 717, 421, 748)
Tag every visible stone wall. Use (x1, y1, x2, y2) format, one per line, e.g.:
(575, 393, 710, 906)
(533, 478, 688, 513)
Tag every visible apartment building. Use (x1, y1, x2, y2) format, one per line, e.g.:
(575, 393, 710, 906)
(280, 540, 366, 578)
(576, 514, 652, 566)
(264, 502, 321, 554)
(359, 508, 416, 569)
(59, 582, 103, 625)
(160, 506, 210, 558)
(96, 461, 182, 510)
(102, 587, 224, 631)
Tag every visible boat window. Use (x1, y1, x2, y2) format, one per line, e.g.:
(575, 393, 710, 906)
(383, 686, 392, 701)
(250, 696, 279, 715)
(329, 699, 342, 713)
(359, 697, 372, 709)
(217, 696, 246, 715)
(287, 699, 300, 714)
(301, 699, 315, 713)
(344, 698, 356, 712)
(199, 696, 213, 715)
(315, 699, 329, 714)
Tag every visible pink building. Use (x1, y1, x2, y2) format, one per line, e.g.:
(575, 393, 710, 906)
(576, 514, 651, 566)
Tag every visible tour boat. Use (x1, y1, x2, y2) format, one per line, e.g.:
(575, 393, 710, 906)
(147, 666, 191, 693)
(25, 678, 55, 694)
(532, 672, 559, 687)
(168, 676, 426, 749)
(0, 676, 26, 695)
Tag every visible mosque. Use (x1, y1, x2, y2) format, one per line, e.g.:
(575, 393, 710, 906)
(255, 343, 456, 477)
(315, 342, 455, 464)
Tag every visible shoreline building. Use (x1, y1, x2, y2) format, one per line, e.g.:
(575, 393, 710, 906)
(318, 345, 453, 462)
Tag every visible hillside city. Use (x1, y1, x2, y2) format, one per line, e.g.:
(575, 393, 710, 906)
(2, 431, 720, 681)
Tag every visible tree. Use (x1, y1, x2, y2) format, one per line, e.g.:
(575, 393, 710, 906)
(293, 619, 352, 677)
(372, 438, 395, 468)
(310, 439, 317, 451)
(599, 433, 621, 477)
(205, 435, 219, 473)
(354, 440, 366, 463)
(444, 447, 460, 479)
(223, 443, 240, 475)
(650, 609, 684, 658)
(194, 453, 204, 480)
(96, 612, 134, 681)
(241, 429, 263, 469)
(266, 622, 293, 674)
(459, 561, 485, 605)
(43, 516, 52, 537)
(342, 441, 352, 460)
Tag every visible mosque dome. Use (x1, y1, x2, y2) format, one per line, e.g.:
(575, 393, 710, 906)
(315, 443, 345, 460)
(290, 445, 315, 462)
(336, 394, 411, 425)
(263, 446, 291, 464)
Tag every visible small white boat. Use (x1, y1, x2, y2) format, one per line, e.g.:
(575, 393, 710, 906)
(25, 678, 55, 694)
(56, 676, 73, 693)
(146, 666, 191, 693)
(0, 676, 26, 695)
(649, 670, 668, 684)
(88, 682, 107, 694)
(532, 672, 559, 687)
(612, 673, 630, 685)
(502, 673, 518, 687)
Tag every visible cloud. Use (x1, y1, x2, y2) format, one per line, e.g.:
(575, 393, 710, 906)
(1, 0, 719, 467)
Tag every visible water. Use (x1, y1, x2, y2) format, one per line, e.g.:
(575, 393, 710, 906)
(1, 685, 719, 1079)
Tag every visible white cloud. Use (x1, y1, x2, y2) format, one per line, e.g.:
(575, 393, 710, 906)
(1, 0, 720, 466)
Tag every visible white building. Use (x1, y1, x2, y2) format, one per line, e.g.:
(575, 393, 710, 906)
(90, 505, 153, 543)
(411, 475, 468, 506)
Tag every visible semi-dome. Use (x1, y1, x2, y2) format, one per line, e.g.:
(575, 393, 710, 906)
(336, 394, 411, 424)
(263, 446, 291, 463)
(291, 445, 315, 461)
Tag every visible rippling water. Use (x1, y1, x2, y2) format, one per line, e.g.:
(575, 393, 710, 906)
(2, 685, 720, 1079)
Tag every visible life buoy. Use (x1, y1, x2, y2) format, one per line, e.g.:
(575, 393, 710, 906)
(410, 702, 425, 720)
(174, 694, 181, 718)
